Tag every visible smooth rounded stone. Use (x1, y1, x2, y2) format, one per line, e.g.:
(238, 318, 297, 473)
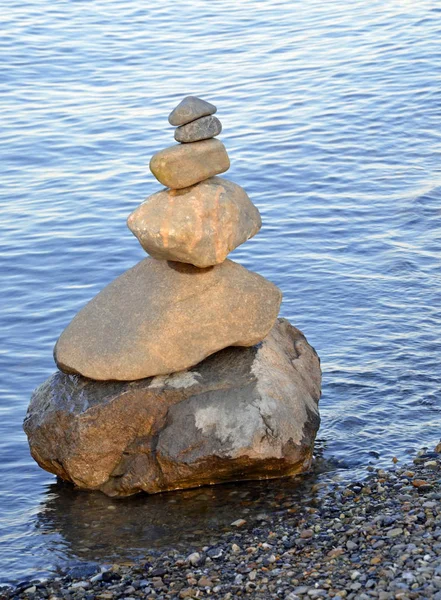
(168, 96, 217, 126)
(150, 139, 229, 189)
(127, 177, 261, 268)
(25, 319, 321, 496)
(174, 115, 222, 143)
(53, 258, 282, 381)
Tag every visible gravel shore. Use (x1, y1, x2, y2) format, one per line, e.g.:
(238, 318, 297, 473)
(2, 444, 441, 600)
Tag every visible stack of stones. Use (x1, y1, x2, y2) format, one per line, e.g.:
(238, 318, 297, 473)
(24, 96, 322, 497)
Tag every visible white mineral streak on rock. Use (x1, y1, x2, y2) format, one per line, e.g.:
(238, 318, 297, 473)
(165, 371, 199, 389)
(149, 375, 168, 389)
(250, 331, 319, 448)
(194, 402, 264, 454)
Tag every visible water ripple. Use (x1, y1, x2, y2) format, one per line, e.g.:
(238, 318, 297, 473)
(1, 0, 441, 584)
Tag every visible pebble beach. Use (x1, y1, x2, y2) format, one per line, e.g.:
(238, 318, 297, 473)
(3, 443, 441, 600)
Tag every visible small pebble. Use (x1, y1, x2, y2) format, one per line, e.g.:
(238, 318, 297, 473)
(413, 479, 432, 489)
(187, 552, 201, 566)
(231, 518, 247, 527)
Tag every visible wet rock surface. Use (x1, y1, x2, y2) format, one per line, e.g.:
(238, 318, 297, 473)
(53, 258, 282, 381)
(26, 319, 320, 497)
(127, 177, 261, 268)
(5, 445, 441, 598)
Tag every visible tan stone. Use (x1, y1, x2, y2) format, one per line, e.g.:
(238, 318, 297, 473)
(25, 319, 321, 496)
(150, 139, 230, 189)
(127, 177, 261, 268)
(54, 258, 282, 381)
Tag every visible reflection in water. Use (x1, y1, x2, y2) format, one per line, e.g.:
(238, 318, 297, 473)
(36, 447, 335, 569)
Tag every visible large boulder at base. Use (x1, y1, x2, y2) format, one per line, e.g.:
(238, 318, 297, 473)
(25, 319, 321, 497)
(150, 139, 230, 189)
(54, 258, 282, 381)
(127, 177, 262, 268)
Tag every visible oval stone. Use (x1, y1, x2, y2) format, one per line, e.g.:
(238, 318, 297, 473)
(174, 115, 222, 143)
(127, 177, 261, 268)
(54, 258, 282, 381)
(150, 139, 230, 189)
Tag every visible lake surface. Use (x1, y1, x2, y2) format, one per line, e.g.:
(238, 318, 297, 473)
(1, 0, 441, 585)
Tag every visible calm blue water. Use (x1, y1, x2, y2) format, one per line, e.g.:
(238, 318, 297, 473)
(1, 0, 441, 585)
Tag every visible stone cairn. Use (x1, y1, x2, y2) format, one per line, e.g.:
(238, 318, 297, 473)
(24, 96, 322, 497)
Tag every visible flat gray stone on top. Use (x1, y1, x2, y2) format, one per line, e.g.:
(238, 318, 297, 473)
(174, 115, 222, 143)
(168, 96, 217, 126)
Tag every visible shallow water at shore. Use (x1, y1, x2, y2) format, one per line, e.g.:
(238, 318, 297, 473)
(3, 448, 441, 598)
(1, 0, 441, 584)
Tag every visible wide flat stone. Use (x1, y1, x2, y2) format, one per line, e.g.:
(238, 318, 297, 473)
(25, 319, 321, 497)
(150, 139, 230, 189)
(168, 96, 217, 126)
(127, 177, 261, 268)
(54, 258, 282, 381)
(174, 115, 222, 143)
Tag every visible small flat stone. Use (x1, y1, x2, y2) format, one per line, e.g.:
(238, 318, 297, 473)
(150, 139, 229, 189)
(300, 529, 314, 539)
(187, 552, 201, 566)
(69, 581, 90, 590)
(179, 588, 197, 599)
(175, 115, 222, 143)
(169, 96, 217, 126)
(387, 528, 403, 538)
(326, 547, 344, 559)
(293, 587, 310, 595)
(198, 576, 212, 588)
(127, 177, 261, 268)
(231, 519, 247, 528)
(412, 479, 432, 488)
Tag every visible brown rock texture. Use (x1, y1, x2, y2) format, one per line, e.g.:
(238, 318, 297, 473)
(168, 96, 217, 126)
(174, 115, 222, 143)
(150, 139, 230, 189)
(54, 258, 282, 381)
(127, 177, 262, 268)
(25, 319, 321, 497)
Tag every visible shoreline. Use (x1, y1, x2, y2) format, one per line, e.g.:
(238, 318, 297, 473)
(2, 443, 441, 600)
